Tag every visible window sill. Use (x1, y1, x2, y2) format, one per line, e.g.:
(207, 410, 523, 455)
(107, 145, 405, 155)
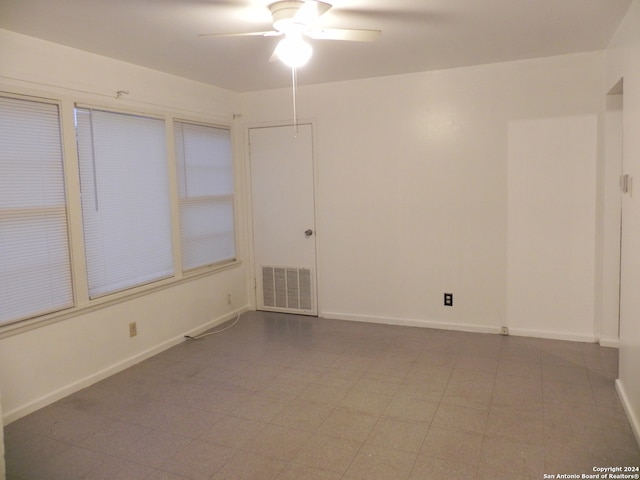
(0, 259, 242, 339)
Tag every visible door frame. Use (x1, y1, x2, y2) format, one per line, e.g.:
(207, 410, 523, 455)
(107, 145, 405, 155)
(600, 82, 623, 347)
(244, 119, 321, 315)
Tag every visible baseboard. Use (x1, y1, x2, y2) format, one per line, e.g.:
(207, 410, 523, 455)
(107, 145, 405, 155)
(615, 379, 640, 450)
(320, 311, 604, 343)
(321, 311, 502, 335)
(506, 327, 598, 343)
(598, 337, 620, 348)
(2, 306, 250, 425)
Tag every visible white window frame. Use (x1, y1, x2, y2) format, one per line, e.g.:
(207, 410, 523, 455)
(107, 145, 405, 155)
(75, 105, 175, 298)
(0, 93, 75, 326)
(174, 119, 237, 273)
(0, 89, 241, 336)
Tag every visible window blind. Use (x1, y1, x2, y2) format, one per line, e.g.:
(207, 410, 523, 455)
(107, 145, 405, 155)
(175, 121, 235, 271)
(0, 96, 73, 324)
(76, 108, 174, 298)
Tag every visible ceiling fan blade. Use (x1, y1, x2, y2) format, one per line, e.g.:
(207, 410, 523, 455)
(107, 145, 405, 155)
(269, 44, 280, 63)
(198, 30, 280, 38)
(294, 0, 332, 25)
(306, 27, 381, 42)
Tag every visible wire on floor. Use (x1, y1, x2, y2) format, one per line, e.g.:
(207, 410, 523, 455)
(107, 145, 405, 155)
(184, 309, 241, 340)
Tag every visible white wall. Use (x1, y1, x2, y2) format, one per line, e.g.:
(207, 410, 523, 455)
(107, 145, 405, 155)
(0, 29, 249, 423)
(507, 115, 598, 341)
(605, 0, 640, 447)
(242, 52, 604, 341)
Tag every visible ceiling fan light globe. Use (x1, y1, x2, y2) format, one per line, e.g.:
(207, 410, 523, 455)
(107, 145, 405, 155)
(275, 36, 312, 68)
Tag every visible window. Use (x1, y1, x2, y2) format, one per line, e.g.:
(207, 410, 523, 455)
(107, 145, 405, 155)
(76, 107, 174, 298)
(175, 121, 235, 271)
(0, 96, 73, 324)
(1, 96, 237, 328)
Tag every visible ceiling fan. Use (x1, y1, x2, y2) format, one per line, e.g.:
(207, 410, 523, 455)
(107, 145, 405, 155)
(200, 0, 381, 67)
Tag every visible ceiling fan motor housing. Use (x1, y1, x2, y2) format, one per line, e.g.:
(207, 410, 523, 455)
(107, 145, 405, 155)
(270, 0, 333, 32)
(270, 1, 306, 32)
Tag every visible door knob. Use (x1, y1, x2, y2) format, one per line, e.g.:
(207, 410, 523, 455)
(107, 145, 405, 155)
(305, 229, 314, 237)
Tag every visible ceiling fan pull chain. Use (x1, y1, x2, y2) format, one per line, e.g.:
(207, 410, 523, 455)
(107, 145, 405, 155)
(292, 66, 299, 135)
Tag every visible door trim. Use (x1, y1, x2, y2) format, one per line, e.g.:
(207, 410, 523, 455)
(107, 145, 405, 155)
(244, 120, 321, 315)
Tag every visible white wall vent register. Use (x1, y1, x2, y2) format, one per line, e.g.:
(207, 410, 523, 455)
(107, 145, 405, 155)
(262, 266, 312, 311)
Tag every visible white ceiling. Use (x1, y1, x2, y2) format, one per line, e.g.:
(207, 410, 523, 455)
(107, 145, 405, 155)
(0, 0, 632, 92)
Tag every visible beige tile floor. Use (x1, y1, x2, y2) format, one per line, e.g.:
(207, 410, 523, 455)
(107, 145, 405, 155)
(4, 311, 640, 479)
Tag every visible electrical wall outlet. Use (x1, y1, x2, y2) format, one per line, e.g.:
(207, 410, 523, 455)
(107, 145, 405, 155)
(129, 322, 137, 337)
(227, 294, 232, 305)
(444, 293, 453, 306)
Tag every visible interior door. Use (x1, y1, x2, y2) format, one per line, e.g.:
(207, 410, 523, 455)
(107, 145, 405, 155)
(249, 123, 317, 315)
